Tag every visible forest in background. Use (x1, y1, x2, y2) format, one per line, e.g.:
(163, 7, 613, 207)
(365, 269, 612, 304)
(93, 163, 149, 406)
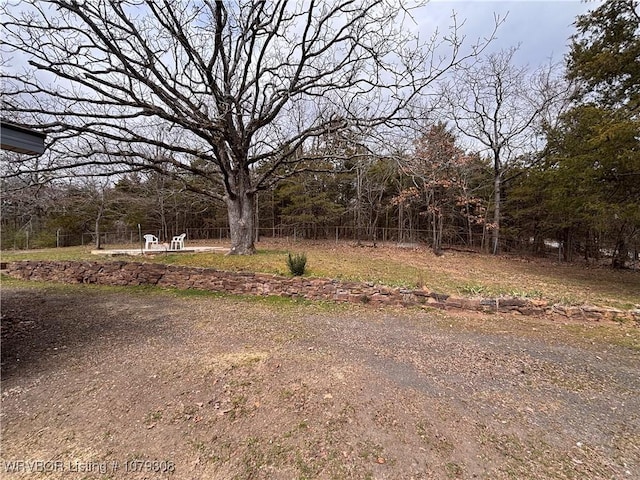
(1, 0, 639, 267)
(3, 120, 638, 267)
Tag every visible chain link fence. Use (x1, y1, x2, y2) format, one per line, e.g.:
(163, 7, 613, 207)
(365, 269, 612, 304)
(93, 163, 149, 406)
(4, 224, 637, 268)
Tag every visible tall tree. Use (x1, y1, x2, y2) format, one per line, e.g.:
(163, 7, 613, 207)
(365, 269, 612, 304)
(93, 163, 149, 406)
(275, 175, 345, 240)
(397, 123, 486, 253)
(2, 0, 493, 254)
(542, 105, 640, 266)
(568, 0, 640, 112)
(438, 48, 566, 254)
(542, 0, 640, 267)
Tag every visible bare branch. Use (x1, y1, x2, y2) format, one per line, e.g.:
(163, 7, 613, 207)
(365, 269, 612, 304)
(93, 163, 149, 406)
(2, 0, 496, 252)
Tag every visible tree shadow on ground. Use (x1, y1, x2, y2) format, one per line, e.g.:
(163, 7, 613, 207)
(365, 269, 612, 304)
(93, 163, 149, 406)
(0, 286, 179, 380)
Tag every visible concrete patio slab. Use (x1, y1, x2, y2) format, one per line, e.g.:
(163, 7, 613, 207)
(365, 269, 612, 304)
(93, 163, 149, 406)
(91, 246, 229, 256)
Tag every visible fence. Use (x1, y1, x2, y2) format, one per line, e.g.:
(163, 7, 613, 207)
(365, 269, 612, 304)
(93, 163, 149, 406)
(44, 226, 484, 249)
(2, 224, 638, 267)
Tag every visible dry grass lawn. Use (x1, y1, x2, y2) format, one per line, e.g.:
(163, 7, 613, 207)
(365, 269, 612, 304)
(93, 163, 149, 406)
(2, 239, 638, 309)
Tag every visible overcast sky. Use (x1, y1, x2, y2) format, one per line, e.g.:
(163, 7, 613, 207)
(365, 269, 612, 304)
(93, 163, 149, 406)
(417, 0, 595, 67)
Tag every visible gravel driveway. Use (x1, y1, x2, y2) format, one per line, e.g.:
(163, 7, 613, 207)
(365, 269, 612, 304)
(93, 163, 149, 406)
(1, 283, 638, 479)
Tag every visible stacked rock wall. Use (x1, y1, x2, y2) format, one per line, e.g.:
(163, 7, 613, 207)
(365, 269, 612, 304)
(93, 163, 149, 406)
(5, 260, 637, 321)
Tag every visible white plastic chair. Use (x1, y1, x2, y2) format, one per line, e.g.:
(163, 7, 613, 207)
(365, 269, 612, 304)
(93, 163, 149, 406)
(170, 233, 186, 250)
(143, 234, 159, 250)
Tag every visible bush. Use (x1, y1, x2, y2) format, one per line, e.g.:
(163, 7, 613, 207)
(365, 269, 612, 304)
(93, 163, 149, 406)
(0, 229, 56, 249)
(287, 252, 307, 276)
(31, 231, 58, 249)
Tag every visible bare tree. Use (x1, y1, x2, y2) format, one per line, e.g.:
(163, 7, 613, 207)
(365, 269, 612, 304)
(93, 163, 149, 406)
(2, 0, 495, 254)
(395, 122, 485, 254)
(438, 48, 566, 254)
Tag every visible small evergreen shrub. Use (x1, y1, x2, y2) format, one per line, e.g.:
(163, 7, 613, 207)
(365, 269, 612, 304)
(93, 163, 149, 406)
(287, 252, 307, 276)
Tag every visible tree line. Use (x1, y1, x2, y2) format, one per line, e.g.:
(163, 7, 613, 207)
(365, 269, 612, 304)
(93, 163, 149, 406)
(1, 0, 639, 267)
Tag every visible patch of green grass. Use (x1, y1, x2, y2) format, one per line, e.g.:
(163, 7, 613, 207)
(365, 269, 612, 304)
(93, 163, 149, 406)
(294, 452, 316, 479)
(507, 289, 543, 299)
(168, 287, 228, 299)
(234, 436, 295, 480)
(280, 389, 295, 401)
(0, 274, 156, 296)
(172, 287, 344, 312)
(460, 283, 488, 296)
(445, 461, 464, 479)
(414, 420, 455, 454)
(208, 439, 234, 464)
(228, 395, 248, 420)
(0, 274, 352, 319)
(0, 245, 97, 262)
(189, 439, 207, 453)
(159, 248, 291, 276)
(145, 410, 163, 423)
(356, 439, 385, 461)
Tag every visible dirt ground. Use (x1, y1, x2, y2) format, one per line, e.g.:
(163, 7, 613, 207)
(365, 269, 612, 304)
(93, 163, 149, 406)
(1, 282, 639, 479)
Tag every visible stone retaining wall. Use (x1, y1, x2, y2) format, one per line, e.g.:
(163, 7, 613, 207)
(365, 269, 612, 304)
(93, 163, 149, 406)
(5, 260, 638, 321)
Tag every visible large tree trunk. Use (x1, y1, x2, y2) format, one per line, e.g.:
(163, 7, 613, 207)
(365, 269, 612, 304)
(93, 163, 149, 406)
(94, 203, 104, 250)
(226, 192, 256, 255)
(224, 165, 257, 255)
(612, 223, 629, 269)
(94, 217, 102, 250)
(433, 212, 443, 255)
